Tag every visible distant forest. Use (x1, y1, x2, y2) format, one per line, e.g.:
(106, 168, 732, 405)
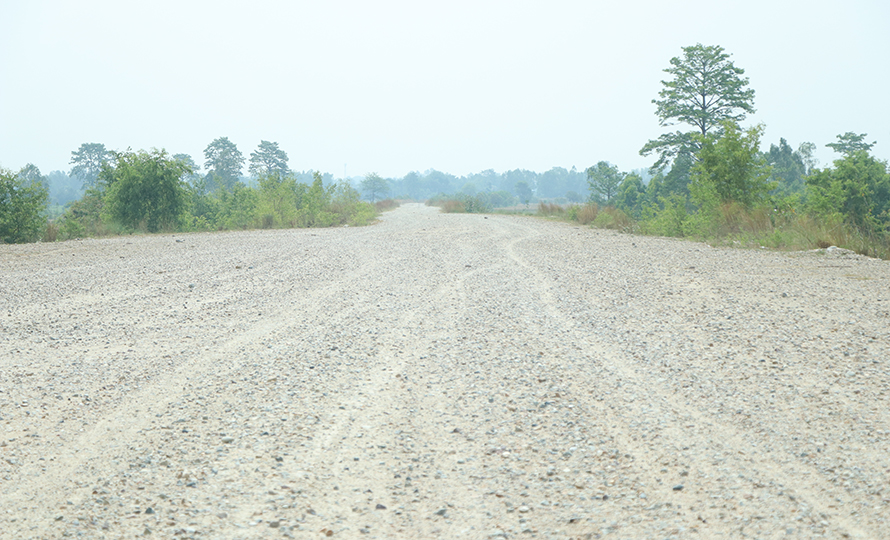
(40, 162, 644, 209)
(3, 43, 887, 259)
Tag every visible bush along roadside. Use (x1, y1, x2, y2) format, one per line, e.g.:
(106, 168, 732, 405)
(48, 151, 379, 241)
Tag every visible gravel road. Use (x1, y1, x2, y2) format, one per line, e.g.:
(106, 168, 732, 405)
(2, 202, 889, 539)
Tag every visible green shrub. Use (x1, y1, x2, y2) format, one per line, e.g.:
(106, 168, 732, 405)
(100, 149, 190, 232)
(566, 203, 598, 225)
(0, 167, 49, 243)
(592, 207, 633, 230)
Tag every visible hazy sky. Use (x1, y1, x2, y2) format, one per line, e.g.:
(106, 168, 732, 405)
(2, 0, 888, 179)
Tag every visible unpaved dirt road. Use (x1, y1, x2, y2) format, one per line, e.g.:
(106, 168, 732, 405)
(2, 203, 889, 539)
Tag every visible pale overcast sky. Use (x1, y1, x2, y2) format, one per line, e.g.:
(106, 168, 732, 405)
(1, 0, 888, 179)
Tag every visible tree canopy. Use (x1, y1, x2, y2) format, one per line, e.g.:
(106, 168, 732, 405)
(515, 181, 532, 205)
(1, 167, 48, 243)
(586, 161, 624, 203)
(360, 173, 389, 202)
(203, 137, 244, 191)
(70, 143, 110, 188)
(807, 150, 890, 230)
(765, 138, 808, 195)
(826, 132, 876, 156)
(100, 149, 191, 232)
(249, 140, 290, 178)
(690, 122, 772, 209)
(641, 44, 755, 171)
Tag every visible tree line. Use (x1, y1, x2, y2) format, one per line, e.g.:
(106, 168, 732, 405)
(0, 137, 378, 243)
(575, 44, 888, 257)
(3, 43, 888, 255)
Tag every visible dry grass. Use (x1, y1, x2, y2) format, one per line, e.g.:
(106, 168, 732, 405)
(42, 221, 59, 242)
(565, 203, 599, 225)
(593, 207, 633, 230)
(440, 200, 465, 213)
(375, 199, 400, 211)
(537, 202, 565, 216)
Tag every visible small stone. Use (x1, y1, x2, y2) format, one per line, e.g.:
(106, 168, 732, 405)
(434, 508, 447, 516)
(144, 507, 154, 515)
(518, 506, 530, 513)
(673, 485, 684, 491)
(375, 504, 386, 510)
(222, 437, 235, 444)
(269, 521, 280, 528)
(217, 512, 227, 519)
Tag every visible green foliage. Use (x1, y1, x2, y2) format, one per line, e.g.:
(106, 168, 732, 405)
(642, 44, 755, 171)
(298, 172, 335, 226)
(766, 138, 808, 196)
(360, 173, 390, 202)
(186, 179, 221, 231)
(538, 202, 565, 216)
(640, 131, 697, 174)
(57, 189, 104, 239)
(100, 149, 191, 232)
(826, 132, 876, 156)
(329, 181, 377, 226)
(797, 142, 818, 175)
(586, 161, 625, 203)
(426, 193, 491, 214)
(46, 170, 83, 207)
(690, 122, 773, 210)
(0, 167, 49, 243)
(614, 173, 646, 218)
(639, 194, 690, 237)
(173, 154, 203, 188)
(17, 163, 48, 189)
(481, 190, 517, 208)
(249, 140, 289, 178)
(460, 194, 490, 213)
(69, 143, 110, 188)
(566, 203, 599, 225)
(515, 181, 533, 205)
(807, 150, 890, 231)
(592, 207, 633, 230)
(203, 137, 244, 191)
(257, 172, 298, 227)
(215, 183, 260, 230)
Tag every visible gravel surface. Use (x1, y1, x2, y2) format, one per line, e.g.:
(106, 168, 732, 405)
(1, 202, 889, 539)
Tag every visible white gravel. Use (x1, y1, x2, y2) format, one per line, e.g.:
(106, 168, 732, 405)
(1, 202, 889, 539)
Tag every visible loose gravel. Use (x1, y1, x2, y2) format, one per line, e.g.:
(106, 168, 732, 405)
(1, 203, 889, 539)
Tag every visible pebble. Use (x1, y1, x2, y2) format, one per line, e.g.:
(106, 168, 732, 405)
(2, 204, 888, 539)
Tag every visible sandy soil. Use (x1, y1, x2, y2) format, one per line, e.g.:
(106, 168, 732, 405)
(1, 203, 889, 539)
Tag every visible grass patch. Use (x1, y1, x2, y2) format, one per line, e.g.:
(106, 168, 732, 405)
(537, 198, 890, 260)
(537, 202, 565, 216)
(427, 194, 490, 213)
(375, 199, 400, 211)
